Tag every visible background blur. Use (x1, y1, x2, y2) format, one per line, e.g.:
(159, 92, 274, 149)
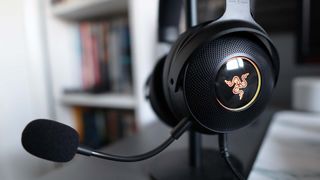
(0, 0, 318, 179)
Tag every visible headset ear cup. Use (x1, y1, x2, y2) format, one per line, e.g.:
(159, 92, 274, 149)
(148, 56, 178, 127)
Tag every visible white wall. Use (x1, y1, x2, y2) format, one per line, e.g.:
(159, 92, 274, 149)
(0, 0, 54, 179)
(44, 0, 82, 128)
(129, 0, 158, 127)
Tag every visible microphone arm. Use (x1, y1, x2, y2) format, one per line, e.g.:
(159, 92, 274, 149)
(77, 117, 192, 162)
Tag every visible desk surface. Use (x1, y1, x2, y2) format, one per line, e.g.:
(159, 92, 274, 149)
(35, 109, 276, 180)
(249, 111, 320, 180)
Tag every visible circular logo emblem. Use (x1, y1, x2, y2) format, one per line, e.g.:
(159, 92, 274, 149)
(215, 56, 261, 111)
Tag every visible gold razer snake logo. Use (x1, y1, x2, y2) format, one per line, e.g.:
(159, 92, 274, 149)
(225, 73, 250, 100)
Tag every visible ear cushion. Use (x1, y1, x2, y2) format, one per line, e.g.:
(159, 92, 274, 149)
(148, 56, 178, 127)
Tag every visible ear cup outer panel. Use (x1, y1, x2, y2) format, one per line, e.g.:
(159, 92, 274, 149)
(164, 20, 279, 96)
(184, 34, 275, 133)
(162, 20, 279, 131)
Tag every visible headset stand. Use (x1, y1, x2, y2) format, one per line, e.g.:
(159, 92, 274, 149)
(148, 130, 243, 180)
(149, 1, 244, 179)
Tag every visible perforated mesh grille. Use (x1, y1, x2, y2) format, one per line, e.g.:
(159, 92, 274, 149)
(184, 34, 274, 132)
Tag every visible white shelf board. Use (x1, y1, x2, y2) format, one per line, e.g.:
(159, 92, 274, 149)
(61, 93, 136, 109)
(52, 0, 128, 20)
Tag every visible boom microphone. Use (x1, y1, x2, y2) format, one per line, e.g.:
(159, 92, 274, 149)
(21, 118, 191, 163)
(21, 119, 79, 162)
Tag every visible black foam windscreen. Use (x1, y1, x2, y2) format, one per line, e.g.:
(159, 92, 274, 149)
(21, 119, 79, 162)
(158, 0, 183, 43)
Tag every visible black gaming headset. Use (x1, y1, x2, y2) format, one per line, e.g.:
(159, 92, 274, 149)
(147, 0, 279, 134)
(21, 1, 279, 179)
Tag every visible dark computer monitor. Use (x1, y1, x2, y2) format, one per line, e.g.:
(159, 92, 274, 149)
(298, 0, 320, 64)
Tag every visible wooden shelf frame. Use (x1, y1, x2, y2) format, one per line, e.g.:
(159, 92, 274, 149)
(61, 93, 136, 109)
(52, 0, 128, 20)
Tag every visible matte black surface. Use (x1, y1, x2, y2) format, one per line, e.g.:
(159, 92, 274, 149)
(34, 108, 276, 180)
(21, 119, 79, 163)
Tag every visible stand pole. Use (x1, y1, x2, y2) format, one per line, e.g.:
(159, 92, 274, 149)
(149, 2, 245, 178)
(185, 0, 202, 168)
(186, 0, 198, 27)
(189, 131, 202, 167)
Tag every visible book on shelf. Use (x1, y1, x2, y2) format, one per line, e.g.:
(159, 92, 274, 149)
(72, 107, 137, 149)
(65, 17, 133, 95)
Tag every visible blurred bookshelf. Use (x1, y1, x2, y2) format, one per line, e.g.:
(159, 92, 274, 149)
(72, 107, 137, 149)
(46, 0, 158, 149)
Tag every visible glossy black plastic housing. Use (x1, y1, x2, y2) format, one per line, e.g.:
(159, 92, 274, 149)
(183, 34, 275, 133)
(163, 20, 279, 93)
(162, 20, 279, 133)
(146, 0, 280, 133)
